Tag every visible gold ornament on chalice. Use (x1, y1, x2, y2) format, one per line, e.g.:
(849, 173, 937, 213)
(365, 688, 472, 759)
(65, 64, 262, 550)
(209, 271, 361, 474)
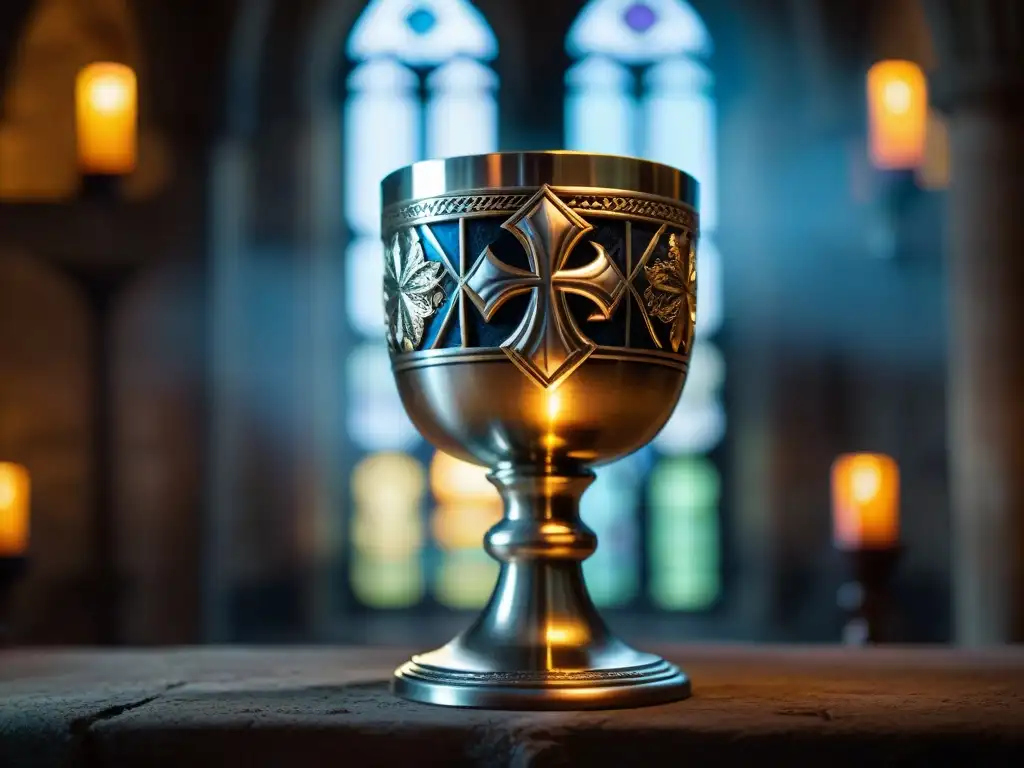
(380, 151, 699, 710)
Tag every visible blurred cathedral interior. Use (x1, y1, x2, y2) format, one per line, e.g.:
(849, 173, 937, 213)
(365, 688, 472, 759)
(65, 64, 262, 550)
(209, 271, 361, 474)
(1, 0, 1022, 648)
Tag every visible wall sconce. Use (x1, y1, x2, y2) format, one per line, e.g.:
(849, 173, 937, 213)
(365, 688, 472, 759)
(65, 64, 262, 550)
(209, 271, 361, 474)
(0, 462, 30, 644)
(831, 453, 902, 645)
(862, 60, 933, 259)
(76, 62, 137, 191)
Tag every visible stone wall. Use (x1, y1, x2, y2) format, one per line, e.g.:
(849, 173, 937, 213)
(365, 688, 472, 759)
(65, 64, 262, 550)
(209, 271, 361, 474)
(0, 253, 97, 642)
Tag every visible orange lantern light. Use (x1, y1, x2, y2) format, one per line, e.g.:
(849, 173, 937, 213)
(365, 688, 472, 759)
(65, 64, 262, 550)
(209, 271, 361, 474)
(867, 60, 927, 171)
(831, 453, 900, 550)
(0, 462, 30, 558)
(76, 62, 137, 175)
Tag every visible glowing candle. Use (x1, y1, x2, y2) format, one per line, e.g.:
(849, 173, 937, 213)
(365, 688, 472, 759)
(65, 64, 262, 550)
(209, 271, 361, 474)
(76, 62, 137, 175)
(867, 60, 927, 171)
(831, 453, 900, 550)
(0, 463, 30, 557)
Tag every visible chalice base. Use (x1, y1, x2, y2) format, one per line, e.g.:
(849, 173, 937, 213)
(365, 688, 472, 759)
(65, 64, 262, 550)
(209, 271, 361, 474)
(393, 637, 691, 711)
(392, 468, 690, 710)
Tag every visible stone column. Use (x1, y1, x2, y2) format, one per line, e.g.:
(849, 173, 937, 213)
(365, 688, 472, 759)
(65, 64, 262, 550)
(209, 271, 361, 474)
(923, 0, 1024, 644)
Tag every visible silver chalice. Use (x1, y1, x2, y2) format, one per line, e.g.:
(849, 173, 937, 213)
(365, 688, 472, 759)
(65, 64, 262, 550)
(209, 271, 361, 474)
(380, 151, 699, 709)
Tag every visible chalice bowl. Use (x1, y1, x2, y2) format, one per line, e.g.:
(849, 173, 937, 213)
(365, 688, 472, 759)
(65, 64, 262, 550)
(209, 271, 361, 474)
(381, 151, 699, 710)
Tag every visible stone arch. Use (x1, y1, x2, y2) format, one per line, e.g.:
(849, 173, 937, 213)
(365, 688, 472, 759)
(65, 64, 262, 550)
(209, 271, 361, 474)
(0, 253, 95, 643)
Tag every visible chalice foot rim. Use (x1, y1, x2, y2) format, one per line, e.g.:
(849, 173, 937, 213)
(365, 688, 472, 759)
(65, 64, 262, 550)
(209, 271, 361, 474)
(391, 656, 691, 710)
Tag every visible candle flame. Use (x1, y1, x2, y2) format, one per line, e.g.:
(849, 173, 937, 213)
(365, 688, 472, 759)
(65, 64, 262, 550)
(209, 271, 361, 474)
(867, 60, 927, 171)
(832, 453, 900, 550)
(76, 62, 137, 175)
(0, 462, 30, 557)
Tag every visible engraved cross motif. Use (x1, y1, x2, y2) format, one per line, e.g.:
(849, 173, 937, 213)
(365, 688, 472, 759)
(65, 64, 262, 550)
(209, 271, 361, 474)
(465, 185, 622, 389)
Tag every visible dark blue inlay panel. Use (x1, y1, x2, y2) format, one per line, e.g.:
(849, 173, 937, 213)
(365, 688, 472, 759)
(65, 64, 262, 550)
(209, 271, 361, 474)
(412, 216, 687, 355)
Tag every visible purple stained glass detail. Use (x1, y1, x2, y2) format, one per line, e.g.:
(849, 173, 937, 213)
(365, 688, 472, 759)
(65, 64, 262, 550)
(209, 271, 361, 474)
(623, 2, 658, 33)
(405, 7, 437, 36)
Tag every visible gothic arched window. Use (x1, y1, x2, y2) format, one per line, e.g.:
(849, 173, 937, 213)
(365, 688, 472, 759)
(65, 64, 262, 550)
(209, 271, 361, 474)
(566, 0, 725, 610)
(342, 0, 500, 610)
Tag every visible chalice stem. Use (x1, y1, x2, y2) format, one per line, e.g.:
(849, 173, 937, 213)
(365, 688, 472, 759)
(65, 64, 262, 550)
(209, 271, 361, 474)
(463, 465, 619, 669)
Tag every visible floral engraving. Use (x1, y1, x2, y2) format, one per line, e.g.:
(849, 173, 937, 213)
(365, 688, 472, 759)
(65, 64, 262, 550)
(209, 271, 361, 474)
(384, 229, 446, 352)
(643, 232, 697, 354)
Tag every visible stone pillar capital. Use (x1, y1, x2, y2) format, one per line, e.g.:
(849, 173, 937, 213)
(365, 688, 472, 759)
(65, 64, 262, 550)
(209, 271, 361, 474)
(922, 0, 1024, 114)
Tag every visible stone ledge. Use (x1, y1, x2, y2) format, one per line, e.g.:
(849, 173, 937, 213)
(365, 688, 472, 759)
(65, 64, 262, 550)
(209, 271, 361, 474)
(1, 646, 1022, 767)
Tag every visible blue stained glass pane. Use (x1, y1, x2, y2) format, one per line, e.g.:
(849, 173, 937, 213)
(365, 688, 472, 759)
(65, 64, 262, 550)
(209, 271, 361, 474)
(643, 58, 717, 231)
(344, 60, 418, 235)
(567, 0, 712, 63)
(623, 3, 657, 32)
(406, 7, 437, 35)
(346, 237, 386, 336)
(346, 345, 419, 451)
(426, 59, 499, 159)
(349, 0, 498, 66)
(565, 57, 636, 157)
(695, 237, 723, 337)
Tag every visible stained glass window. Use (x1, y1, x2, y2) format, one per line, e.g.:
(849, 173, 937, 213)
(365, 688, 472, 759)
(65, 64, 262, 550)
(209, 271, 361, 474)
(567, 0, 725, 608)
(429, 452, 501, 608)
(344, 0, 499, 610)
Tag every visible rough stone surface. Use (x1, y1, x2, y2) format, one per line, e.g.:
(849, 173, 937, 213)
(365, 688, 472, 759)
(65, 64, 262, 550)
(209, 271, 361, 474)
(1, 646, 1022, 767)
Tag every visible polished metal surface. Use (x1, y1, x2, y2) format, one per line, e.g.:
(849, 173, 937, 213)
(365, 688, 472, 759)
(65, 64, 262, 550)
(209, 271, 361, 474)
(381, 151, 699, 211)
(381, 151, 698, 709)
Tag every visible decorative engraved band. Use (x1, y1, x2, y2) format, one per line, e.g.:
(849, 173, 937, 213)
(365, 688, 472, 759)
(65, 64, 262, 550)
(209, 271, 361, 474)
(382, 186, 699, 238)
(392, 346, 690, 375)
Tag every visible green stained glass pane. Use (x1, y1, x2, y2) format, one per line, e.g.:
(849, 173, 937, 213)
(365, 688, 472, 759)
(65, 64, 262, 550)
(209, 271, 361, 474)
(650, 505, 720, 609)
(585, 558, 638, 608)
(435, 549, 498, 609)
(649, 454, 720, 509)
(351, 554, 424, 608)
(648, 455, 721, 609)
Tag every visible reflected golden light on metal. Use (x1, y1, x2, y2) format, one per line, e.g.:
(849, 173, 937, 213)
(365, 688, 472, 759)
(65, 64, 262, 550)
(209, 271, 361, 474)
(546, 391, 561, 421)
(542, 390, 565, 453)
(76, 62, 137, 175)
(0, 462, 30, 557)
(832, 453, 900, 550)
(867, 60, 927, 171)
(545, 622, 587, 646)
